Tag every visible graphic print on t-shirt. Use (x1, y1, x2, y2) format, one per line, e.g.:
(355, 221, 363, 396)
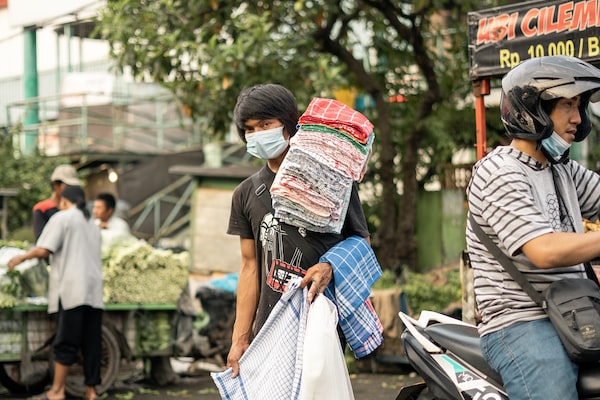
(259, 212, 305, 292)
(546, 193, 572, 232)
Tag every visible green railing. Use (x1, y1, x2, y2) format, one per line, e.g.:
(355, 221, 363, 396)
(6, 92, 203, 156)
(127, 174, 195, 244)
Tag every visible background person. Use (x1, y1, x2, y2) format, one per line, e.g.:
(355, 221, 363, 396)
(9, 185, 104, 400)
(32, 164, 81, 241)
(466, 55, 600, 400)
(92, 192, 132, 252)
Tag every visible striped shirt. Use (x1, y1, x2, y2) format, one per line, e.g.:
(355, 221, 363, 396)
(466, 146, 600, 336)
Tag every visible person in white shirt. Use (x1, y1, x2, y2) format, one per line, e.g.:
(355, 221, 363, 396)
(9, 185, 103, 400)
(92, 193, 132, 252)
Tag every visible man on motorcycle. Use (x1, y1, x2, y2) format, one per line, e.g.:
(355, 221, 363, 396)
(466, 55, 600, 400)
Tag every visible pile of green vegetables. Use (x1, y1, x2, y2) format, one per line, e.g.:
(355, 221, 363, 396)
(0, 238, 190, 307)
(0, 269, 24, 308)
(102, 238, 189, 304)
(0, 240, 47, 308)
(136, 310, 173, 353)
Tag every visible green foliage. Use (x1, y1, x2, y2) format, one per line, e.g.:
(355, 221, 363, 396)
(95, 0, 349, 138)
(7, 228, 35, 243)
(0, 134, 70, 237)
(373, 268, 462, 316)
(402, 269, 462, 315)
(95, 0, 480, 158)
(372, 268, 400, 290)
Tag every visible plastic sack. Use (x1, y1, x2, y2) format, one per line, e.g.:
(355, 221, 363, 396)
(0, 246, 48, 297)
(207, 272, 238, 293)
(299, 295, 354, 400)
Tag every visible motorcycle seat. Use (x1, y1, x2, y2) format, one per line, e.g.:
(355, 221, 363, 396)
(425, 323, 504, 386)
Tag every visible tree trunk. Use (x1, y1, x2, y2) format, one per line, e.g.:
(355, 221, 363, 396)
(397, 129, 420, 273)
(372, 95, 399, 273)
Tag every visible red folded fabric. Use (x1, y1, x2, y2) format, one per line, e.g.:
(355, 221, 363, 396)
(298, 98, 374, 144)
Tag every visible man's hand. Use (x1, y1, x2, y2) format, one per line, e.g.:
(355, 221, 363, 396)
(300, 262, 333, 303)
(227, 341, 249, 378)
(7, 255, 24, 270)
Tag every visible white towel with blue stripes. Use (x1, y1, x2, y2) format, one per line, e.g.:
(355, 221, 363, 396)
(211, 279, 308, 400)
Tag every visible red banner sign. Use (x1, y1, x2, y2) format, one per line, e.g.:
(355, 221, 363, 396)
(468, 0, 600, 80)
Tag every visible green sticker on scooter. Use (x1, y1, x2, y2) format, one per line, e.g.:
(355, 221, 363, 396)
(441, 355, 468, 373)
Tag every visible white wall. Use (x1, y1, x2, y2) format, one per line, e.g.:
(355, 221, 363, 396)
(7, 0, 100, 28)
(0, 0, 109, 79)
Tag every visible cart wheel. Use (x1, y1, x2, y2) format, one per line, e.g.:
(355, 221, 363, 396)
(0, 361, 51, 394)
(54, 324, 121, 397)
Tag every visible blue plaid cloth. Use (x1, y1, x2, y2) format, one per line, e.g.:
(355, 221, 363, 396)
(321, 236, 384, 358)
(211, 279, 307, 399)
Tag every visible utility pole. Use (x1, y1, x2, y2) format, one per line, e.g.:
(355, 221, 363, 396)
(23, 25, 39, 155)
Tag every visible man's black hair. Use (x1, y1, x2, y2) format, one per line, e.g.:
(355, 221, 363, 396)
(233, 83, 299, 143)
(96, 192, 116, 211)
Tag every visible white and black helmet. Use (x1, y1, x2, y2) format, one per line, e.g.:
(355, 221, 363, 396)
(500, 55, 600, 142)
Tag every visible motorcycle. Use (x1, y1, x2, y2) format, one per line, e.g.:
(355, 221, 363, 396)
(397, 310, 600, 400)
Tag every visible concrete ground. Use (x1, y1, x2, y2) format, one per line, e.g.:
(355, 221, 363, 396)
(0, 361, 422, 400)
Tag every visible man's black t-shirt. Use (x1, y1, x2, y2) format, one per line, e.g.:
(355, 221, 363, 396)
(228, 165, 370, 335)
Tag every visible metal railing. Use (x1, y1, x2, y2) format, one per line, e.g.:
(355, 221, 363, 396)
(6, 91, 203, 156)
(127, 175, 195, 244)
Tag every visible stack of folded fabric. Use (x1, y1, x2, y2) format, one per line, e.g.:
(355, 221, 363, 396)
(271, 97, 374, 233)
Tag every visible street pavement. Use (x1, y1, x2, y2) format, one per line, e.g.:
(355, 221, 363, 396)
(1, 370, 422, 399)
(110, 371, 421, 399)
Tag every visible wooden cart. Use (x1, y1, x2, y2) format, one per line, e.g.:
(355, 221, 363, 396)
(0, 302, 178, 397)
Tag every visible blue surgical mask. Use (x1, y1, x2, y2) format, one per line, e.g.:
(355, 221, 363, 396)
(245, 126, 288, 159)
(541, 131, 571, 162)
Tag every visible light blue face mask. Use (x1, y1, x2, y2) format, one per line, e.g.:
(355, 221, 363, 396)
(541, 131, 571, 163)
(245, 126, 289, 159)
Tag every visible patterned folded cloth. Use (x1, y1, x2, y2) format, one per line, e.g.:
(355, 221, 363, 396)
(211, 279, 308, 400)
(321, 236, 384, 358)
(271, 97, 374, 234)
(271, 147, 353, 233)
(298, 98, 374, 144)
(291, 128, 371, 181)
(278, 147, 352, 198)
(299, 124, 371, 155)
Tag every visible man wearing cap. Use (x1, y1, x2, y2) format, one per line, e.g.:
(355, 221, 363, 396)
(32, 164, 81, 240)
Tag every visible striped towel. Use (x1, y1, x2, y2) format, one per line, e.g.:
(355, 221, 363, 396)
(321, 236, 384, 358)
(211, 279, 308, 400)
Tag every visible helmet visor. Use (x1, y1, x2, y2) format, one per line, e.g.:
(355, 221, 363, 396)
(540, 78, 600, 103)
